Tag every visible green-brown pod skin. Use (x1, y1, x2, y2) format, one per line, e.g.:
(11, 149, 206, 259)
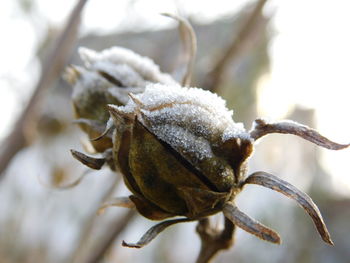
(110, 84, 254, 220)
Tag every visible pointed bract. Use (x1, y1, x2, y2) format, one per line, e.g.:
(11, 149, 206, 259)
(243, 171, 334, 245)
(70, 149, 105, 170)
(161, 13, 197, 86)
(250, 118, 349, 150)
(90, 117, 115, 141)
(223, 202, 281, 244)
(122, 218, 194, 248)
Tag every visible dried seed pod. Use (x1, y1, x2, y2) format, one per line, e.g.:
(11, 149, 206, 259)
(64, 46, 177, 152)
(109, 83, 254, 219)
(106, 82, 348, 248)
(68, 44, 349, 250)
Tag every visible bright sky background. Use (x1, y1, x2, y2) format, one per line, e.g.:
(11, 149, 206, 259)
(0, 0, 349, 192)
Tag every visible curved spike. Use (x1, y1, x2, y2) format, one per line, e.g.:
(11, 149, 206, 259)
(223, 202, 281, 244)
(72, 118, 106, 134)
(161, 13, 197, 87)
(244, 171, 334, 245)
(250, 118, 349, 150)
(70, 149, 105, 170)
(128, 93, 143, 107)
(107, 104, 125, 117)
(122, 218, 193, 248)
(90, 117, 114, 141)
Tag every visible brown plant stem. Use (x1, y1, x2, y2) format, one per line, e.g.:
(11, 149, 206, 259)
(204, 0, 268, 92)
(0, 0, 89, 178)
(85, 209, 136, 263)
(196, 217, 235, 263)
(70, 174, 120, 263)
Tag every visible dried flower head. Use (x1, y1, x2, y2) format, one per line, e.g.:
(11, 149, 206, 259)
(66, 14, 349, 255)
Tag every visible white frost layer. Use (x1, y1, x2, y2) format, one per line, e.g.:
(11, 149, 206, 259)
(152, 123, 214, 160)
(78, 47, 176, 85)
(119, 83, 248, 143)
(92, 61, 145, 87)
(69, 65, 111, 99)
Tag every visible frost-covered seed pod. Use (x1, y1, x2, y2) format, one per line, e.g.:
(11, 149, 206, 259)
(64, 47, 177, 152)
(68, 45, 349, 249)
(109, 84, 254, 219)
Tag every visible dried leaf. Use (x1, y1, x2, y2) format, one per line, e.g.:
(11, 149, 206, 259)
(244, 171, 334, 245)
(161, 13, 197, 86)
(223, 202, 281, 244)
(122, 218, 193, 248)
(250, 118, 349, 150)
(70, 149, 105, 170)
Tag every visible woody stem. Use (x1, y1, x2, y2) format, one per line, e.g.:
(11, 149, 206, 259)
(196, 217, 236, 263)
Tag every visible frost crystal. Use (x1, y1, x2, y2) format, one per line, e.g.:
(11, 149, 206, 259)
(118, 84, 248, 162)
(151, 124, 214, 161)
(78, 47, 176, 85)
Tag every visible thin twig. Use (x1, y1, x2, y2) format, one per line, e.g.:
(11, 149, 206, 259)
(196, 217, 235, 263)
(85, 209, 136, 263)
(70, 174, 120, 263)
(204, 0, 268, 92)
(0, 0, 89, 178)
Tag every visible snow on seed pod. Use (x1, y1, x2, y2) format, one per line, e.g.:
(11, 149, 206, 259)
(105, 83, 349, 248)
(108, 83, 254, 219)
(67, 22, 349, 249)
(70, 77, 349, 248)
(64, 46, 177, 153)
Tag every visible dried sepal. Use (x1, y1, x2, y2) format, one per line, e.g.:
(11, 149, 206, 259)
(72, 118, 107, 134)
(128, 93, 143, 107)
(243, 171, 334, 245)
(70, 149, 105, 170)
(122, 218, 194, 248)
(107, 86, 145, 105)
(223, 202, 281, 244)
(129, 195, 175, 220)
(97, 197, 135, 215)
(72, 118, 114, 153)
(90, 118, 115, 141)
(250, 118, 349, 150)
(178, 187, 229, 218)
(161, 13, 197, 86)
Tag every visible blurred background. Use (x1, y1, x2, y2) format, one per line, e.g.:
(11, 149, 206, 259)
(0, 0, 349, 262)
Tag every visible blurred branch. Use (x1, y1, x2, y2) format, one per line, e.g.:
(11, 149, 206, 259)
(196, 217, 235, 263)
(85, 210, 136, 263)
(203, 0, 268, 92)
(70, 174, 120, 263)
(0, 0, 89, 178)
